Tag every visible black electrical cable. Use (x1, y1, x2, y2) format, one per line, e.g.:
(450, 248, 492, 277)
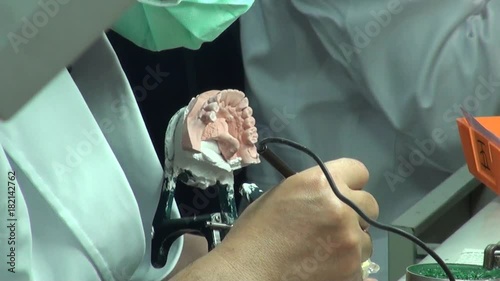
(257, 137, 456, 281)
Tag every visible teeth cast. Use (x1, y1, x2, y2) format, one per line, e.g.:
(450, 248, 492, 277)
(219, 89, 245, 106)
(205, 102, 219, 113)
(200, 110, 217, 124)
(208, 94, 220, 104)
(243, 117, 255, 129)
(242, 107, 252, 118)
(208, 112, 216, 122)
(243, 127, 258, 145)
(238, 97, 249, 109)
(195, 89, 260, 163)
(253, 133, 259, 143)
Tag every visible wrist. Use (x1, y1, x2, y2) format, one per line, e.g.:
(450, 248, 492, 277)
(168, 243, 268, 281)
(210, 238, 283, 281)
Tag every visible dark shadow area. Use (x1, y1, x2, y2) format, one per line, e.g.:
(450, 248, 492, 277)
(106, 21, 246, 216)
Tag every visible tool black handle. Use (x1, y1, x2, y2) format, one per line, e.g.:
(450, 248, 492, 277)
(257, 143, 296, 178)
(151, 216, 213, 268)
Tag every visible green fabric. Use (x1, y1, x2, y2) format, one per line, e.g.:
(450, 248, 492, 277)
(112, 0, 254, 51)
(407, 264, 500, 280)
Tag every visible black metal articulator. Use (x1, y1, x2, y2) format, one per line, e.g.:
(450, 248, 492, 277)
(150, 141, 296, 268)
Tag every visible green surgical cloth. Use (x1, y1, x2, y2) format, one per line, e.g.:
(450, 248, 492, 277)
(112, 0, 254, 51)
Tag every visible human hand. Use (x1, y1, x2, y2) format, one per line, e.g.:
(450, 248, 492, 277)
(213, 158, 379, 281)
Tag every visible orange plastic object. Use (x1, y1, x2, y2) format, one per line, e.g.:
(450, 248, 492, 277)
(457, 116, 500, 195)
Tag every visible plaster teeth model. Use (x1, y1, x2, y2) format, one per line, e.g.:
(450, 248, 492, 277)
(165, 89, 259, 187)
(163, 89, 260, 223)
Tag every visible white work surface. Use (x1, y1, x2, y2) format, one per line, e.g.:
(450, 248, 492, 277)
(398, 197, 500, 281)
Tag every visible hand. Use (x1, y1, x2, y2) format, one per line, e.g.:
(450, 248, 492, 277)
(213, 158, 379, 281)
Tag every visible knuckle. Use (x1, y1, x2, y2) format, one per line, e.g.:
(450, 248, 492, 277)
(326, 196, 358, 224)
(328, 204, 348, 222)
(306, 169, 335, 193)
(342, 231, 360, 251)
(316, 168, 345, 192)
(333, 157, 370, 180)
(335, 157, 353, 164)
(331, 157, 368, 172)
(349, 158, 368, 172)
(346, 158, 370, 181)
(347, 190, 379, 221)
(363, 192, 379, 220)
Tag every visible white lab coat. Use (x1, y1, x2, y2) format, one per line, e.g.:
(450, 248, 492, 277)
(0, 35, 182, 281)
(240, 0, 500, 280)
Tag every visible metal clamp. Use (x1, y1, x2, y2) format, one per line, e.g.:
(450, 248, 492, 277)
(151, 212, 233, 268)
(205, 213, 232, 248)
(483, 241, 500, 270)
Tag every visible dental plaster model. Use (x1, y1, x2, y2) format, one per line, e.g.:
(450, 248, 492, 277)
(182, 89, 259, 168)
(163, 89, 261, 224)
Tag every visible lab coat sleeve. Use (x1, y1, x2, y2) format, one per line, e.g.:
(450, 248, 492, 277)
(291, 0, 500, 172)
